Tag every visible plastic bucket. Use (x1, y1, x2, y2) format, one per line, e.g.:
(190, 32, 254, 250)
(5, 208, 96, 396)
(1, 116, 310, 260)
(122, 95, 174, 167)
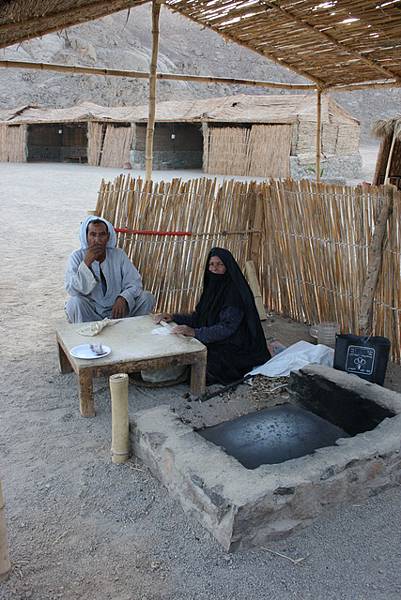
(333, 334, 391, 386)
(310, 322, 340, 348)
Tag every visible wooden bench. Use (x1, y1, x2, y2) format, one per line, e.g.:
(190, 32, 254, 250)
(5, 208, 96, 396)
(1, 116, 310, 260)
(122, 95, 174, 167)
(56, 315, 207, 417)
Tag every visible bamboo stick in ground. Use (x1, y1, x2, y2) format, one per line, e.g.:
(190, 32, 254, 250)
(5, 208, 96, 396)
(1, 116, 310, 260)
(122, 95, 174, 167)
(109, 374, 130, 464)
(245, 260, 266, 320)
(384, 132, 396, 183)
(359, 185, 394, 335)
(0, 482, 11, 582)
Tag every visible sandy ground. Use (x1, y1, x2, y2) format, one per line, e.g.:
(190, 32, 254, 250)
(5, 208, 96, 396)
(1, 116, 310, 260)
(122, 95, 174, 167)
(1, 151, 401, 600)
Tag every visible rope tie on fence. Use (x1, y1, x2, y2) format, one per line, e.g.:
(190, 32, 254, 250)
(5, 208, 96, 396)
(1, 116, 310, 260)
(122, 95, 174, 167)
(270, 189, 389, 200)
(278, 275, 357, 299)
(274, 230, 370, 250)
(278, 276, 401, 313)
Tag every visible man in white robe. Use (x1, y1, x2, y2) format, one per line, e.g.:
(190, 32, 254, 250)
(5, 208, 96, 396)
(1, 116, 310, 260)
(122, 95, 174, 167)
(65, 216, 155, 323)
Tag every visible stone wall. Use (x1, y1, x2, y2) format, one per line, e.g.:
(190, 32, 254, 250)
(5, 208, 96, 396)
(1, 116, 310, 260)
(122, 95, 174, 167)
(290, 153, 362, 181)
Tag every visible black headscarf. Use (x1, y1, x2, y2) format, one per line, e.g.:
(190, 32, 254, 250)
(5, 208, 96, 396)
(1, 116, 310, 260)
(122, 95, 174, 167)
(194, 248, 270, 383)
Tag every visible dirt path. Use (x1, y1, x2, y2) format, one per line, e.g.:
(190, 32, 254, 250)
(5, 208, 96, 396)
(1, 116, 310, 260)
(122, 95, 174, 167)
(1, 161, 400, 600)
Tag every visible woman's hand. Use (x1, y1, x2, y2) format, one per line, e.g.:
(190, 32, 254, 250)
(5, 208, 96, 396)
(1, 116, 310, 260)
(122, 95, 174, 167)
(153, 313, 173, 324)
(172, 325, 195, 337)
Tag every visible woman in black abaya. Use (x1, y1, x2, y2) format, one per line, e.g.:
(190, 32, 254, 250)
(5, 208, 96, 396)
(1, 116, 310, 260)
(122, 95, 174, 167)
(154, 248, 270, 384)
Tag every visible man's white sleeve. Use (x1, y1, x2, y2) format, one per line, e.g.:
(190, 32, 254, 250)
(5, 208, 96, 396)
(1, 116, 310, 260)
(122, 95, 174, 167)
(117, 253, 143, 310)
(65, 254, 97, 296)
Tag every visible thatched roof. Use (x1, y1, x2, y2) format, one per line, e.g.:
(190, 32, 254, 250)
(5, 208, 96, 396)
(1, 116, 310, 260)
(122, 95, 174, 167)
(0, 102, 134, 124)
(373, 117, 401, 141)
(0, 94, 359, 126)
(1, 1, 401, 90)
(0, 1, 147, 49)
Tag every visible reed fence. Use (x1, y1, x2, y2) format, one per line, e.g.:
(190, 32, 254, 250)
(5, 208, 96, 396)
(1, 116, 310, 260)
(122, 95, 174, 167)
(96, 175, 261, 314)
(87, 123, 134, 167)
(95, 175, 401, 362)
(0, 124, 26, 162)
(262, 180, 401, 361)
(204, 125, 292, 178)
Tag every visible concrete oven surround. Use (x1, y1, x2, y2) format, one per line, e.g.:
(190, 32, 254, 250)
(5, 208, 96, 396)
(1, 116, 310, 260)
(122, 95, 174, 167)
(130, 365, 401, 551)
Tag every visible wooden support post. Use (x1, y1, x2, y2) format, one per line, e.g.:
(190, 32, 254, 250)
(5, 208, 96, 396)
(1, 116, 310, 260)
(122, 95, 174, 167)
(359, 185, 394, 335)
(109, 374, 129, 464)
(245, 260, 266, 320)
(57, 343, 73, 374)
(316, 89, 322, 183)
(79, 370, 95, 417)
(0, 482, 11, 582)
(190, 349, 207, 396)
(145, 1, 161, 182)
(384, 132, 396, 183)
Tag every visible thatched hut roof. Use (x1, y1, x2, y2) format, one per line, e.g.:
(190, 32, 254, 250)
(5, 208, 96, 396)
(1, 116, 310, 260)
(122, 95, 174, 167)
(372, 117, 401, 142)
(1, 1, 401, 91)
(0, 94, 359, 126)
(0, 102, 134, 124)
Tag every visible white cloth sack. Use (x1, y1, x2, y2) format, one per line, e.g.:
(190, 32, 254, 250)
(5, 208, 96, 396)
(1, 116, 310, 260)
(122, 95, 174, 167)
(248, 340, 334, 378)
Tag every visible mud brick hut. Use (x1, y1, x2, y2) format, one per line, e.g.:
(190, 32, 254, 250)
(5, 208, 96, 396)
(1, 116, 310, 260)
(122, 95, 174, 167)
(372, 118, 401, 190)
(0, 94, 361, 179)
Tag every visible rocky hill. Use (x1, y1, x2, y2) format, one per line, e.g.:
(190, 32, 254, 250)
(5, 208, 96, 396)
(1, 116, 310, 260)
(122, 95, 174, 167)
(1, 4, 400, 141)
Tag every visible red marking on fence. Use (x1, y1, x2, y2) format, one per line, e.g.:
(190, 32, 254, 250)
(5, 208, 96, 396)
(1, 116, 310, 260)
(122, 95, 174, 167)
(114, 227, 192, 237)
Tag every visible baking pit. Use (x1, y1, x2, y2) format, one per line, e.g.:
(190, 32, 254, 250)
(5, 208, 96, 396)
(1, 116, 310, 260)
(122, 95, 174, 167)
(131, 364, 401, 550)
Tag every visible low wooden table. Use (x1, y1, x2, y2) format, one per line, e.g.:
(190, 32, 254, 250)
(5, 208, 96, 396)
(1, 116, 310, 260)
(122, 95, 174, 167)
(56, 315, 207, 417)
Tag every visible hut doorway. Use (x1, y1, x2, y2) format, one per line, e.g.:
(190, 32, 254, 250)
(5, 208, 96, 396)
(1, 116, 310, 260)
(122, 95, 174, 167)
(132, 123, 203, 170)
(204, 124, 292, 177)
(27, 123, 88, 163)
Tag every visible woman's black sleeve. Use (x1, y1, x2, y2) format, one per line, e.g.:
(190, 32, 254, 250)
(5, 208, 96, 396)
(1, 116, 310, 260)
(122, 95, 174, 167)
(172, 312, 197, 327)
(194, 306, 243, 344)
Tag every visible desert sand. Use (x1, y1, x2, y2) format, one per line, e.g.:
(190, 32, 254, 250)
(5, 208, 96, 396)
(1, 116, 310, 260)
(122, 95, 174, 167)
(1, 152, 401, 600)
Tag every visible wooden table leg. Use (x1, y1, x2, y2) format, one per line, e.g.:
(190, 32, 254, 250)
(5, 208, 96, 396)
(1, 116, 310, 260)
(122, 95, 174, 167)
(57, 342, 73, 374)
(190, 350, 207, 396)
(78, 370, 95, 417)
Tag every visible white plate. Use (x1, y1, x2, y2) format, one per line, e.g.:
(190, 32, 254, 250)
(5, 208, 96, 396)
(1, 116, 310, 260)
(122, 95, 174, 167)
(69, 344, 111, 360)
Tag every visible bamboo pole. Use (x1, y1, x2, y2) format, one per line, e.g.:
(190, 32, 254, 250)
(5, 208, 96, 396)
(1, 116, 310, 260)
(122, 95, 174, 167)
(316, 90, 322, 184)
(384, 133, 396, 183)
(0, 60, 316, 91)
(329, 80, 401, 92)
(3, 58, 401, 93)
(109, 373, 130, 464)
(0, 482, 11, 582)
(245, 260, 266, 320)
(359, 185, 394, 335)
(145, 1, 161, 182)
